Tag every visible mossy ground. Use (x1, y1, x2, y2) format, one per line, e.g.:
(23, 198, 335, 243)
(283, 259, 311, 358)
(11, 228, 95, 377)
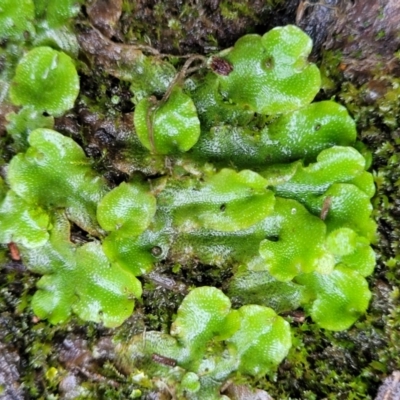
(1, 1, 400, 398)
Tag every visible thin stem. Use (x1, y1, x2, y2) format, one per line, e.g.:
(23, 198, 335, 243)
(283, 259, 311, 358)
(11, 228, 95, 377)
(162, 54, 207, 103)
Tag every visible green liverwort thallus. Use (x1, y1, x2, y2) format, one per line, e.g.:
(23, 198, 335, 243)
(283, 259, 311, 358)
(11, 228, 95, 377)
(0, 24, 376, 399)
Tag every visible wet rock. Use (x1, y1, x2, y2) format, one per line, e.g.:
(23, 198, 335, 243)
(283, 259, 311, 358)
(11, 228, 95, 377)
(92, 337, 115, 362)
(57, 334, 119, 395)
(371, 280, 394, 316)
(295, 0, 338, 56)
(77, 27, 153, 80)
(86, 0, 123, 39)
(298, 0, 400, 83)
(54, 114, 81, 141)
(334, 0, 400, 81)
(222, 383, 273, 400)
(59, 337, 93, 370)
(0, 343, 23, 400)
(375, 371, 400, 400)
(59, 373, 87, 400)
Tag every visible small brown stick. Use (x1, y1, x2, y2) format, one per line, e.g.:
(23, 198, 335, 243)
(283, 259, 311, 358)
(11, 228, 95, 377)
(158, 53, 204, 60)
(75, 366, 119, 388)
(145, 96, 159, 153)
(142, 327, 147, 350)
(162, 54, 207, 103)
(146, 271, 188, 294)
(8, 242, 21, 261)
(220, 380, 233, 393)
(320, 196, 332, 220)
(151, 353, 177, 367)
(133, 44, 160, 55)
